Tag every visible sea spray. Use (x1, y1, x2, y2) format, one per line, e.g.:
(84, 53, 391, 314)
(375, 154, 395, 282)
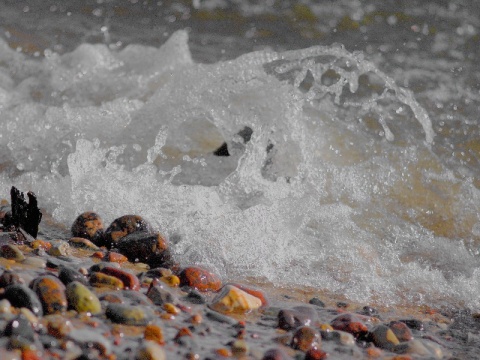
(1, 30, 480, 308)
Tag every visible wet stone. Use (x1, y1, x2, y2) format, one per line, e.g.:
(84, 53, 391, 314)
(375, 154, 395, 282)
(89, 261, 121, 273)
(262, 348, 293, 360)
(65, 281, 102, 314)
(58, 265, 88, 286)
(135, 340, 166, 360)
(305, 348, 328, 360)
(44, 314, 73, 338)
(291, 326, 321, 352)
(210, 284, 262, 314)
(68, 237, 99, 250)
(89, 272, 124, 290)
(0, 299, 12, 314)
(146, 282, 176, 306)
(4, 314, 35, 342)
(144, 323, 165, 345)
(115, 230, 168, 264)
(228, 282, 268, 306)
(389, 320, 413, 342)
(47, 241, 70, 257)
(369, 324, 400, 350)
(278, 306, 316, 331)
(330, 313, 368, 338)
(104, 215, 151, 249)
(183, 289, 206, 304)
(308, 297, 325, 308)
(0, 270, 23, 288)
(30, 275, 67, 315)
(3, 284, 43, 316)
(0, 244, 25, 261)
(71, 212, 104, 245)
(178, 266, 222, 292)
(104, 251, 128, 264)
(99, 266, 140, 291)
(321, 330, 355, 346)
(105, 303, 152, 326)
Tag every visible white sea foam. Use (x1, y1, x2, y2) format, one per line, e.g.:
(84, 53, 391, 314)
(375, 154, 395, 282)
(1, 30, 480, 308)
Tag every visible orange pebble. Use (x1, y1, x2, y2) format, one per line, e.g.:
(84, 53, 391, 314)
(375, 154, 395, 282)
(215, 348, 232, 357)
(189, 314, 203, 325)
(366, 346, 383, 358)
(144, 324, 165, 345)
(31, 240, 52, 251)
(92, 251, 105, 259)
(105, 252, 128, 264)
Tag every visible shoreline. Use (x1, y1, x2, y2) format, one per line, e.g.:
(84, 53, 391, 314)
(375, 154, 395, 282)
(1, 196, 477, 359)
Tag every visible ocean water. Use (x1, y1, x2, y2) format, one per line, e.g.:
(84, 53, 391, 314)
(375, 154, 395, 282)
(1, 0, 480, 309)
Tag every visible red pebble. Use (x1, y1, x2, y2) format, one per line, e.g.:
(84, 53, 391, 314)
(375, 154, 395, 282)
(229, 283, 269, 306)
(22, 349, 43, 360)
(330, 313, 368, 338)
(178, 266, 222, 292)
(305, 348, 328, 360)
(100, 266, 140, 291)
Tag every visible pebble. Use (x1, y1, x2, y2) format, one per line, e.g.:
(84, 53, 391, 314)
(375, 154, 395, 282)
(305, 348, 328, 360)
(68, 237, 99, 250)
(369, 324, 400, 350)
(99, 266, 140, 290)
(291, 326, 321, 352)
(178, 266, 222, 292)
(71, 212, 104, 244)
(21, 256, 46, 268)
(44, 314, 74, 338)
(104, 215, 151, 248)
(160, 274, 180, 287)
(0, 270, 23, 288)
(105, 303, 153, 326)
(104, 251, 128, 264)
(115, 230, 168, 263)
(231, 340, 249, 355)
(58, 265, 88, 286)
(146, 282, 176, 306)
(135, 340, 166, 360)
(393, 339, 433, 357)
(262, 348, 292, 360)
(89, 272, 124, 290)
(389, 320, 413, 341)
(321, 330, 355, 346)
(210, 284, 262, 314)
(65, 281, 102, 314)
(308, 297, 325, 308)
(228, 282, 268, 306)
(144, 323, 165, 345)
(4, 314, 35, 342)
(0, 244, 25, 261)
(30, 275, 67, 315)
(278, 306, 316, 331)
(3, 284, 43, 316)
(0, 299, 12, 313)
(330, 313, 368, 338)
(47, 241, 70, 257)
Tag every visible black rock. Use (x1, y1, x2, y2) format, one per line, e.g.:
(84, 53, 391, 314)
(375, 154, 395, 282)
(308, 297, 325, 308)
(58, 265, 88, 286)
(7, 186, 42, 238)
(146, 283, 176, 306)
(3, 284, 43, 316)
(277, 306, 316, 331)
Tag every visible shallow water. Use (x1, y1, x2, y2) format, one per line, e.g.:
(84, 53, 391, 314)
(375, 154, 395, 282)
(1, 0, 480, 309)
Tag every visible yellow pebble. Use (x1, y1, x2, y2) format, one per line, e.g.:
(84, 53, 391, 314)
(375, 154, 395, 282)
(163, 303, 180, 315)
(320, 323, 334, 331)
(160, 275, 180, 287)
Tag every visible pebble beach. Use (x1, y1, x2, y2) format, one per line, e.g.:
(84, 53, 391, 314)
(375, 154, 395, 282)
(0, 190, 479, 360)
(1, 1, 480, 359)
